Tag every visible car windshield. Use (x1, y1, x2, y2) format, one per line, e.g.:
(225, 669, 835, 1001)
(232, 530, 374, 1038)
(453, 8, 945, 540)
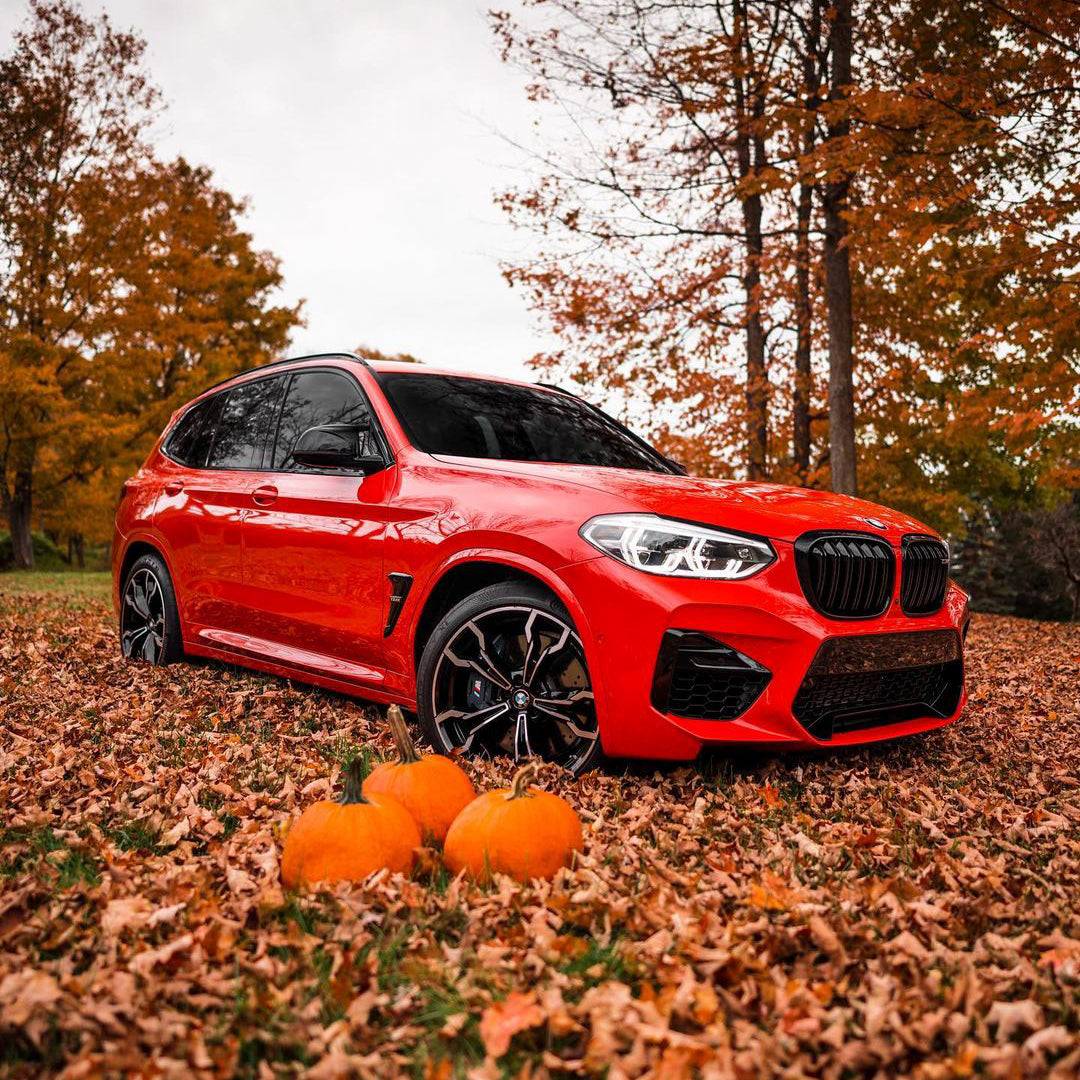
(379, 373, 674, 473)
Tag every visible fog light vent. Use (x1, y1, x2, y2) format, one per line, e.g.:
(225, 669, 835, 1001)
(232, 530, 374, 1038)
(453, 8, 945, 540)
(651, 630, 770, 722)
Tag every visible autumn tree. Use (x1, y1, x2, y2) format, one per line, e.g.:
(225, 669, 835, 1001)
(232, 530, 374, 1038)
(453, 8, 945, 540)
(819, 0, 857, 494)
(791, 0, 824, 483)
(491, 0, 852, 484)
(492, 0, 814, 481)
(493, 0, 1080, 535)
(36, 157, 301, 562)
(0, 1, 301, 567)
(0, 1, 152, 568)
(847, 0, 1080, 530)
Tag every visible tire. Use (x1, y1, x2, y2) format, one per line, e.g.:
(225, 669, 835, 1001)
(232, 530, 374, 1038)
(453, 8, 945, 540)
(119, 551, 184, 665)
(417, 581, 602, 774)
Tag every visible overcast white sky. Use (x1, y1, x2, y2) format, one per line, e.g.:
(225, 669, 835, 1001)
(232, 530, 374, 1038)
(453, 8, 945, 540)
(0, 0, 552, 380)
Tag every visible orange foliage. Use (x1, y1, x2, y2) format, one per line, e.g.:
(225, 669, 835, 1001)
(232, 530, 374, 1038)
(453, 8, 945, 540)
(492, 0, 1080, 533)
(0, 2, 301, 565)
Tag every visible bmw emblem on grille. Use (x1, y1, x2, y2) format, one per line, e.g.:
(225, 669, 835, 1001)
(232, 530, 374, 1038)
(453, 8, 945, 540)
(861, 516, 887, 530)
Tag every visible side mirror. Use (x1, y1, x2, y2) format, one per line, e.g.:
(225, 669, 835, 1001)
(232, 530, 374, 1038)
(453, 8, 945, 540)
(291, 423, 385, 474)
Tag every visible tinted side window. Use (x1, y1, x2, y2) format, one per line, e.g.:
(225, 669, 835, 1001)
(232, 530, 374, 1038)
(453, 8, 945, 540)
(163, 396, 221, 468)
(205, 376, 285, 470)
(273, 371, 376, 471)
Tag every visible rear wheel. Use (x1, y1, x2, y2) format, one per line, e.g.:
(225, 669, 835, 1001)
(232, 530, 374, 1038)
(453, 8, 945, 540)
(120, 552, 183, 665)
(417, 582, 601, 774)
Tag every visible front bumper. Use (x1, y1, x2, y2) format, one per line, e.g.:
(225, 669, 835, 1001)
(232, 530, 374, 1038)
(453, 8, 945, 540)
(558, 540, 968, 760)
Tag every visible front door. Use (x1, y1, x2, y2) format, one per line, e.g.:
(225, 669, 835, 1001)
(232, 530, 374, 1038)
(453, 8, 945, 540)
(241, 368, 392, 679)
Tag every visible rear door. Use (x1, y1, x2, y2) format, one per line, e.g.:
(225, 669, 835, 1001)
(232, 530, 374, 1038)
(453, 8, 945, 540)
(154, 375, 285, 638)
(241, 368, 393, 677)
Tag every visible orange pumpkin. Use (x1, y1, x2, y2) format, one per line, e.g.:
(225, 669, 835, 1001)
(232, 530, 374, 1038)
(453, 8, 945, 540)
(281, 755, 420, 889)
(362, 704, 476, 844)
(443, 762, 583, 882)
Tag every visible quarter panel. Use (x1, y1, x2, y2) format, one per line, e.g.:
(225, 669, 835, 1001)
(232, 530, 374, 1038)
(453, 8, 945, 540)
(112, 466, 164, 614)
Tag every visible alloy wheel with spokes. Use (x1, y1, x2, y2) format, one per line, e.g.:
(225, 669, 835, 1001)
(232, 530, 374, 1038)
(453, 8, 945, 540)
(423, 595, 600, 774)
(121, 566, 168, 663)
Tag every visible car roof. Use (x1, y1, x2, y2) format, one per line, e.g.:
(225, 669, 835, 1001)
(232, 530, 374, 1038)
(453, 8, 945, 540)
(362, 356, 553, 390)
(204, 352, 561, 397)
(203, 349, 557, 393)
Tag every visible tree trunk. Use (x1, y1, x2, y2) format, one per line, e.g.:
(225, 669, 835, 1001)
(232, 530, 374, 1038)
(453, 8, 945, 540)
(794, 0, 821, 484)
(8, 470, 34, 570)
(794, 187, 813, 481)
(733, 0, 769, 481)
(72, 533, 85, 569)
(822, 0, 857, 496)
(743, 189, 768, 481)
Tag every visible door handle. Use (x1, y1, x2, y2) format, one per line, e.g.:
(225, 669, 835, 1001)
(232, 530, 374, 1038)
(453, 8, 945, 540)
(252, 484, 278, 507)
(164, 480, 184, 496)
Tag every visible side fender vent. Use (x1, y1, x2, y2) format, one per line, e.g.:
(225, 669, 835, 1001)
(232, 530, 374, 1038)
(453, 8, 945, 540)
(384, 573, 414, 637)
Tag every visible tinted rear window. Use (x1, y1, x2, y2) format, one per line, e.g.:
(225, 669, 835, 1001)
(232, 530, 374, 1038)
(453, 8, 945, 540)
(163, 395, 222, 468)
(379, 373, 670, 473)
(205, 376, 284, 470)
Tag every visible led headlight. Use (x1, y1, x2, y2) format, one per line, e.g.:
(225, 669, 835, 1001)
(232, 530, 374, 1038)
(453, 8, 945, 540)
(579, 513, 775, 580)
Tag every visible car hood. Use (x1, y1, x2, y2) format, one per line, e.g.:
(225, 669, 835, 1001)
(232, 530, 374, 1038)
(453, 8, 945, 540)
(440, 457, 938, 544)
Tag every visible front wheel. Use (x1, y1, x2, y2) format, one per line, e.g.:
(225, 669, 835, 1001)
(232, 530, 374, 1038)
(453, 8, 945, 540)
(416, 582, 602, 774)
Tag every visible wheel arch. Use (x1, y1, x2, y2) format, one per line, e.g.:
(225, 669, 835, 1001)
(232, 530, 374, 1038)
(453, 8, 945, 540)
(116, 534, 187, 636)
(409, 553, 595, 676)
(118, 538, 168, 589)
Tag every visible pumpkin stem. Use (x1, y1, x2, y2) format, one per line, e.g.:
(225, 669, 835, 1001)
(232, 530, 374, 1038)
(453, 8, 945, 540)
(338, 754, 371, 805)
(506, 761, 540, 800)
(386, 704, 422, 765)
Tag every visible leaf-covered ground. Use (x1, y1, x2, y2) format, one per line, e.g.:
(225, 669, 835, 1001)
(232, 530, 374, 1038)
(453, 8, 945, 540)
(1, 579, 1078, 1079)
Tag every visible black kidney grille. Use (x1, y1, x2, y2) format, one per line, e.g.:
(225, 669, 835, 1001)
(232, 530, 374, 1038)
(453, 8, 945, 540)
(901, 535, 949, 615)
(796, 533, 895, 618)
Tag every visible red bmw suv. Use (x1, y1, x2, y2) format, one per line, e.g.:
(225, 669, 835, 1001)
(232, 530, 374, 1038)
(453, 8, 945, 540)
(113, 351, 968, 772)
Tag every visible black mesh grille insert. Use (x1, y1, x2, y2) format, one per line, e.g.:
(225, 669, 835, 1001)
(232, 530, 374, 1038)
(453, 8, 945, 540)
(795, 532, 895, 619)
(793, 629, 963, 739)
(901, 535, 949, 615)
(652, 631, 770, 722)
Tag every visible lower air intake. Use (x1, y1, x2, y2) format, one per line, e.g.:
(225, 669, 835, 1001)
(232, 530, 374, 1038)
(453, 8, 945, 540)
(793, 629, 963, 739)
(652, 630, 770, 722)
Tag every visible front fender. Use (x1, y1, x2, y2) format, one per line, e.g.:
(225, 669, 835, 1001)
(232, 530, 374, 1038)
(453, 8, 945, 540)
(387, 542, 604, 719)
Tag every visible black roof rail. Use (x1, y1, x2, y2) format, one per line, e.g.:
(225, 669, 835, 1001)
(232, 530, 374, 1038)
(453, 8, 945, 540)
(201, 351, 371, 395)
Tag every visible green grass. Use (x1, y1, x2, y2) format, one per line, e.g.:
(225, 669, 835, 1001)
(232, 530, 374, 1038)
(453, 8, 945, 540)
(559, 937, 639, 991)
(104, 818, 163, 855)
(52, 849, 102, 889)
(0, 570, 112, 604)
(0, 826, 102, 889)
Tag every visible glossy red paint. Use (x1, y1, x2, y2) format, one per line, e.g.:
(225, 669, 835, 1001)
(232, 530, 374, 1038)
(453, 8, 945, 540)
(114, 354, 968, 762)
